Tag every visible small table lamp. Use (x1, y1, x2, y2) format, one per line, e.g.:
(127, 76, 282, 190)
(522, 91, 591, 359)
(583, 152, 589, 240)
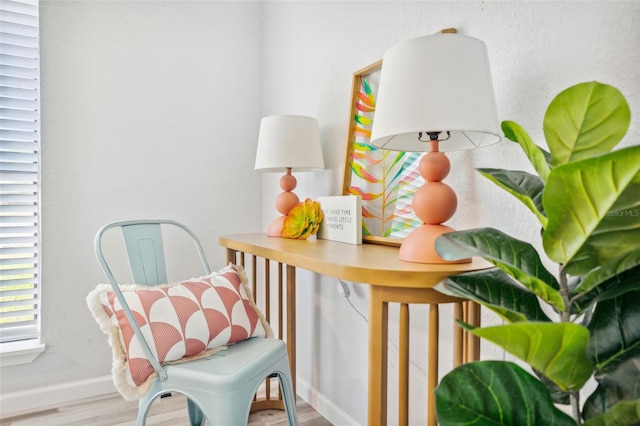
(370, 33, 501, 263)
(255, 115, 325, 237)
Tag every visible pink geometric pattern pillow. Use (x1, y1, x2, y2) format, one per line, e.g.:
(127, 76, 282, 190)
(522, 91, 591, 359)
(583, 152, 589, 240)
(87, 264, 272, 400)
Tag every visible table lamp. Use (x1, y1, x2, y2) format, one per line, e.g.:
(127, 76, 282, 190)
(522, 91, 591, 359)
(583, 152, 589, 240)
(255, 115, 325, 237)
(370, 33, 501, 263)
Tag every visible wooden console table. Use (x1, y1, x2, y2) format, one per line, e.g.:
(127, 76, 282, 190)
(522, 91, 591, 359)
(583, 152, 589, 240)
(219, 233, 492, 426)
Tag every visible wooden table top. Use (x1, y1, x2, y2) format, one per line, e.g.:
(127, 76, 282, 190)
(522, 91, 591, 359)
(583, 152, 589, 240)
(219, 233, 493, 289)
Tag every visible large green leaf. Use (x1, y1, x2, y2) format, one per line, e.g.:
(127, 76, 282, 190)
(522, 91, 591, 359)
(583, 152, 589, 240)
(435, 361, 576, 425)
(502, 120, 551, 182)
(542, 146, 640, 275)
(570, 251, 640, 309)
(588, 291, 640, 374)
(583, 399, 640, 426)
(571, 266, 640, 314)
(442, 269, 551, 323)
(582, 357, 640, 422)
(470, 323, 592, 391)
(572, 250, 640, 298)
(435, 228, 564, 311)
(544, 81, 631, 166)
(478, 168, 547, 227)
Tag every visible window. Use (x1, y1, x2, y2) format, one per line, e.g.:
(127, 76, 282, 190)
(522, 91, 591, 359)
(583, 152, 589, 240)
(0, 0, 41, 347)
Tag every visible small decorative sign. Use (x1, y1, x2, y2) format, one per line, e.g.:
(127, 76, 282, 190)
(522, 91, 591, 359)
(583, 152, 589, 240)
(317, 195, 362, 245)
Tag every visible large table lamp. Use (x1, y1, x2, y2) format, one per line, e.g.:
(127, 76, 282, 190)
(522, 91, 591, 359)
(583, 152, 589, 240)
(255, 115, 324, 237)
(370, 33, 501, 263)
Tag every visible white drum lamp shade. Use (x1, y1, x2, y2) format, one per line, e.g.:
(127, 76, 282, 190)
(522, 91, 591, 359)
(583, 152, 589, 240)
(255, 115, 324, 172)
(370, 34, 501, 152)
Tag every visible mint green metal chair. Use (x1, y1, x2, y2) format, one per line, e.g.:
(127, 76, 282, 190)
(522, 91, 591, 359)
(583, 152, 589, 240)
(94, 219, 298, 426)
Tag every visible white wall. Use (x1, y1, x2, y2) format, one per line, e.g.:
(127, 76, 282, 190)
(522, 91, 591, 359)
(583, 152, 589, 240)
(260, 1, 640, 425)
(1, 0, 263, 402)
(2, 1, 639, 425)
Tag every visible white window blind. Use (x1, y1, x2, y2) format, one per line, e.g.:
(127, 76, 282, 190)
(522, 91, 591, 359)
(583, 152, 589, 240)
(0, 0, 41, 343)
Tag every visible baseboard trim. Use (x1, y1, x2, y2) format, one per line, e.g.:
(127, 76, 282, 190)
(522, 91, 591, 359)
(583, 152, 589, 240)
(0, 375, 116, 418)
(296, 377, 362, 426)
(2, 374, 358, 424)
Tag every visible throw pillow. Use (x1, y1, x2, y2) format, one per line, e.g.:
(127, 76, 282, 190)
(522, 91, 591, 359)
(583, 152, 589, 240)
(87, 264, 272, 400)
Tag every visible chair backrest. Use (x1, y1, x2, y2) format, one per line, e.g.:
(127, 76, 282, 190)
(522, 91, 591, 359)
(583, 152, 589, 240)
(94, 219, 212, 380)
(95, 219, 211, 287)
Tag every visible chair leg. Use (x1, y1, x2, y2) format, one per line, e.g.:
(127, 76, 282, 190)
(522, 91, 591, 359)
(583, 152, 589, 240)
(136, 396, 153, 426)
(187, 399, 206, 426)
(189, 390, 253, 426)
(275, 358, 299, 426)
(135, 410, 146, 426)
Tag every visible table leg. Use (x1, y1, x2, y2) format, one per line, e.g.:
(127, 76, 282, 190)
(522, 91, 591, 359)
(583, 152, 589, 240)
(225, 248, 235, 264)
(427, 304, 439, 426)
(453, 302, 463, 367)
(265, 260, 271, 400)
(469, 301, 481, 361)
(286, 264, 296, 395)
(399, 303, 409, 426)
(369, 286, 388, 426)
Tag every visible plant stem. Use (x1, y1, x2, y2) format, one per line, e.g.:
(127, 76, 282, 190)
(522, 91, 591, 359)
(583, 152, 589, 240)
(558, 264, 571, 323)
(571, 390, 582, 424)
(559, 264, 581, 423)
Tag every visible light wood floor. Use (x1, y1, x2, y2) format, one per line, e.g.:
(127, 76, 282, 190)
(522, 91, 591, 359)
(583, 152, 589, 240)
(0, 392, 332, 426)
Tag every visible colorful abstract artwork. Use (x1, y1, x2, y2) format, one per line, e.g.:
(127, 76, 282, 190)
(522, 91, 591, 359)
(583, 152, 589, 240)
(342, 61, 424, 244)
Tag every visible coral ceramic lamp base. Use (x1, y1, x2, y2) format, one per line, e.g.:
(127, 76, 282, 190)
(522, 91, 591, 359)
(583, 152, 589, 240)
(267, 168, 300, 237)
(399, 224, 470, 264)
(266, 216, 287, 237)
(399, 139, 470, 264)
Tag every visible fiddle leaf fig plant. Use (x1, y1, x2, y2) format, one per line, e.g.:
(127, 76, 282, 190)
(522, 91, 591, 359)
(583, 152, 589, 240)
(433, 81, 640, 425)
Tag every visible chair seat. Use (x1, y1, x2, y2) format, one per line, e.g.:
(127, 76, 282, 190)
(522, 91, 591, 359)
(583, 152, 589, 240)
(141, 336, 296, 425)
(164, 338, 288, 390)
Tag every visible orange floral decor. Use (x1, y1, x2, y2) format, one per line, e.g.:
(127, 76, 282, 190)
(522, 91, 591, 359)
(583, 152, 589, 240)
(282, 198, 323, 239)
